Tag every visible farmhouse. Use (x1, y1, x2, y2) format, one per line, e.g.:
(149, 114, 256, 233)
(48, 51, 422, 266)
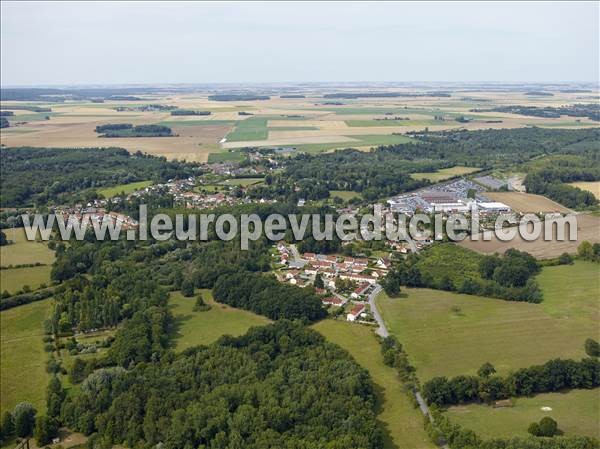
(347, 304, 366, 322)
(351, 282, 371, 299)
(322, 296, 343, 307)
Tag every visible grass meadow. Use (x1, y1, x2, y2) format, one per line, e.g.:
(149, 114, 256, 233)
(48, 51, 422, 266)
(329, 190, 362, 201)
(1, 228, 55, 266)
(410, 166, 480, 182)
(377, 262, 599, 381)
(0, 265, 52, 294)
(169, 290, 270, 350)
(445, 389, 600, 439)
(218, 177, 264, 187)
(0, 299, 52, 415)
(97, 180, 152, 198)
(312, 320, 434, 449)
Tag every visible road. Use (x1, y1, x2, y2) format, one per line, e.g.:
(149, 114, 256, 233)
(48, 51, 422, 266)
(367, 284, 449, 448)
(367, 284, 388, 338)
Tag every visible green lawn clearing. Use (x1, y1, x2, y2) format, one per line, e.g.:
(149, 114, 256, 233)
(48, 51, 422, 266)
(97, 180, 152, 198)
(312, 320, 434, 449)
(377, 261, 599, 381)
(445, 388, 600, 439)
(169, 290, 270, 350)
(410, 166, 481, 182)
(0, 265, 52, 294)
(1, 299, 52, 415)
(0, 228, 56, 266)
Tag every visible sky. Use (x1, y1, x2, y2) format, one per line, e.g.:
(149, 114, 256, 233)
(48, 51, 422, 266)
(1, 1, 599, 86)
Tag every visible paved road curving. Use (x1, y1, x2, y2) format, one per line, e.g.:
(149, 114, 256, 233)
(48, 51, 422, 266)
(368, 285, 388, 338)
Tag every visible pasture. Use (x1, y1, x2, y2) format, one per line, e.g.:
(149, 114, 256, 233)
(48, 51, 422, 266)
(377, 261, 599, 381)
(329, 190, 361, 201)
(218, 177, 264, 187)
(0, 228, 56, 266)
(445, 389, 600, 439)
(312, 320, 434, 449)
(410, 166, 480, 182)
(97, 180, 152, 198)
(0, 299, 52, 415)
(169, 290, 270, 350)
(0, 265, 52, 294)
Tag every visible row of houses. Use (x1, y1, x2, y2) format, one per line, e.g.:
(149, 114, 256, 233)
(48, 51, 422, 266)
(57, 208, 139, 230)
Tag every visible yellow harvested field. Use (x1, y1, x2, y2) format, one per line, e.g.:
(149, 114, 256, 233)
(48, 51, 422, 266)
(568, 181, 600, 198)
(485, 192, 572, 213)
(2, 91, 598, 161)
(459, 214, 600, 259)
(222, 134, 360, 149)
(1, 117, 231, 162)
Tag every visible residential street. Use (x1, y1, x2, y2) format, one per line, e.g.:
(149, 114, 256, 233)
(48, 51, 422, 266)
(368, 284, 388, 338)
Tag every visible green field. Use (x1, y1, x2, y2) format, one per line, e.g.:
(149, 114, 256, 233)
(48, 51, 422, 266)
(0, 299, 52, 415)
(292, 134, 414, 154)
(329, 190, 361, 201)
(226, 117, 269, 141)
(97, 180, 152, 198)
(0, 265, 51, 294)
(346, 120, 438, 128)
(159, 119, 236, 127)
(0, 228, 55, 266)
(267, 126, 319, 131)
(445, 389, 600, 439)
(169, 290, 270, 350)
(410, 166, 481, 182)
(218, 177, 264, 187)
(377, 262, 599, 381)
(207, 151, 245, 163)
(312, 320, 434, 449)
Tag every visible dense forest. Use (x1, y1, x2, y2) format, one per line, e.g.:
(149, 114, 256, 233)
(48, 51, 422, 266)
(522, 153, 599, 208)
(322, 92, 451, 99)
(170, 110, 211, 116)
(59, 321, 383, 449)
(381, 244, 544, 302)
(0, 117, 8, 128)
(248, 127, 599, 204)
(423, 357, 600, 407)
(213, 271, 326, 321)
(95, 124, 173, 137)
(471, 104, 600, 121)
(208, 94, 270, 101)
(0, 147, 200, 207)
(248, 149, 434, 201)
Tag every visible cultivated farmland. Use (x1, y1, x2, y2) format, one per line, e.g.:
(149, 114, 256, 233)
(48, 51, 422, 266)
(484, 191, 572, 213)
(459, 213, 600, 258)
(3, 88, 597, 162)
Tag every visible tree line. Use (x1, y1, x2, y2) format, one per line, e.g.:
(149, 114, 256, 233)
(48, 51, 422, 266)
(422, 357, 600, 407)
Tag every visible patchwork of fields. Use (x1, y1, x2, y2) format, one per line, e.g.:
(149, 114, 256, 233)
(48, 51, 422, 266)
(2, 89, 598, 162)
